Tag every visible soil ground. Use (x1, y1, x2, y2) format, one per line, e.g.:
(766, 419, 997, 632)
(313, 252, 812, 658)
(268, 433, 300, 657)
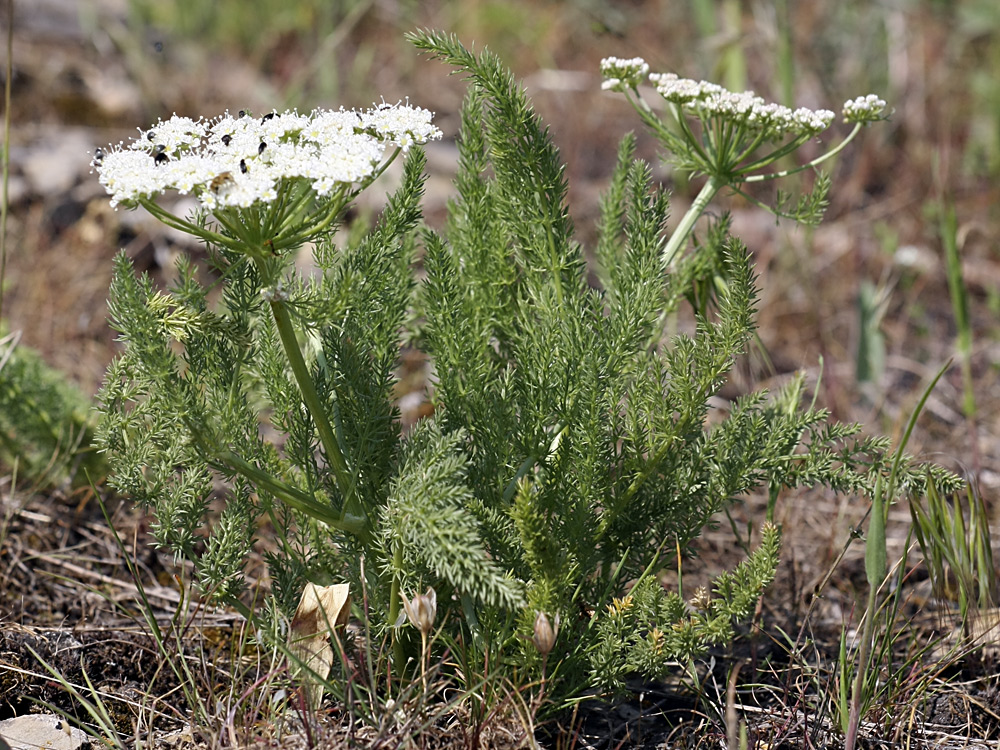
(3, 1, 1000, 747)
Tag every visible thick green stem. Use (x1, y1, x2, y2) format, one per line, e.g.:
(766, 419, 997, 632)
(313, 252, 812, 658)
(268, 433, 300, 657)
(644, 175, 727, 351)
(661, 175, 726, 267)
(265, 284, 367, 537)
(213, 450, 366, 535)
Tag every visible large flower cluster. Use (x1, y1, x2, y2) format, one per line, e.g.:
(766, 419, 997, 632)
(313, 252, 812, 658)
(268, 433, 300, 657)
(93, 104, 442, 210)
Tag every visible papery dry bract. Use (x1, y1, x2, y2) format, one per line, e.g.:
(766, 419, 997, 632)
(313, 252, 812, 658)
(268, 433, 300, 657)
(288, 582, 351, 711)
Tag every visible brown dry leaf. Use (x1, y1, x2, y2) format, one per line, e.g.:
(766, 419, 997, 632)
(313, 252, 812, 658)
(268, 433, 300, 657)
(287, 582, 351, 710)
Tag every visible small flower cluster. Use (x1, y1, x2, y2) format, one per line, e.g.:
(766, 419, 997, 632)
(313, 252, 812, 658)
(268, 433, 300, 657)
(363, 99, 443, 151)
(601, 56, 888, 140)
(842, 94, 888, 124)
(599, 56, 650, 92)
(93, 104, 442, 211)
(650, 72, 834, 139)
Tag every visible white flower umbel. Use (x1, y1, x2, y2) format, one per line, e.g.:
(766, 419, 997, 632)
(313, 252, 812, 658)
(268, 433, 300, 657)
(93, 104, 442, 259)
(600, 58, 888, 264)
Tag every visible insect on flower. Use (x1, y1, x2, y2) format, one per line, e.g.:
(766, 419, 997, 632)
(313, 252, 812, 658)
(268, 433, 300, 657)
(92, 105, 441, 211)
(209, 172, 235, 193)
(92, 147, 105, 166)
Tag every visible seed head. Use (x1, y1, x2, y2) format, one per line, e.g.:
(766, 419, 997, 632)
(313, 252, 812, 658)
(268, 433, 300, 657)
(688, 586, 712, 612)
(607, 594, 633, 615)
(647, 626, 665, 656)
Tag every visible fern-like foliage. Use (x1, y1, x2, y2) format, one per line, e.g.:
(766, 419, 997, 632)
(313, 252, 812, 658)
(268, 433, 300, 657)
(409, 29, 961, 694)
(0, 335, 105, 488)
(590, 523, 782, 693)
(98, 151, 440, 610)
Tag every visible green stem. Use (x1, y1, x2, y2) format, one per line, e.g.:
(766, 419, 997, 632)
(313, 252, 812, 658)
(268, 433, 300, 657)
(263, 277, 367, 536)
(743, 124, 863, 183)
(846, 563, 879, 749)
(212, 450, 366, 535)
(847, 477, 887, 750)
(390, 541, 405, 669)
(661, 175, 726, 267)
(139, 199, 242, 251)
(597, 439, 674, 543)
(642, 175, 727, 352)
(276, 148, 401, 250)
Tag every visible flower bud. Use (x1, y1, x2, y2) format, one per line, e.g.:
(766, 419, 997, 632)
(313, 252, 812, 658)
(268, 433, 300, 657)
(401, 587, 437, 635)
(532, 610, 560, 656)
(688, 586, 711, 612)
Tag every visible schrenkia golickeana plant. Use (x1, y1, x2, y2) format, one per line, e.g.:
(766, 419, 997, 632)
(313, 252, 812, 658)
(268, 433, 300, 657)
(93, 31, 961, 703)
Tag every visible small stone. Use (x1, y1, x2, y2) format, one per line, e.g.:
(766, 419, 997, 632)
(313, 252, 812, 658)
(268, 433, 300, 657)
(0, 714, 89, 750)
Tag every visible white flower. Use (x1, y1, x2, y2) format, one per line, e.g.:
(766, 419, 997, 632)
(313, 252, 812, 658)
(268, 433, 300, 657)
(361, 101, 442, 152)
(842, 94, 887, 124)
(600, 56, 650, 92)
(94, 104, 442, 211)
(650, 72, 726, 104)
(649, 72, 834, 139)
(139, 115, 206, 153)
